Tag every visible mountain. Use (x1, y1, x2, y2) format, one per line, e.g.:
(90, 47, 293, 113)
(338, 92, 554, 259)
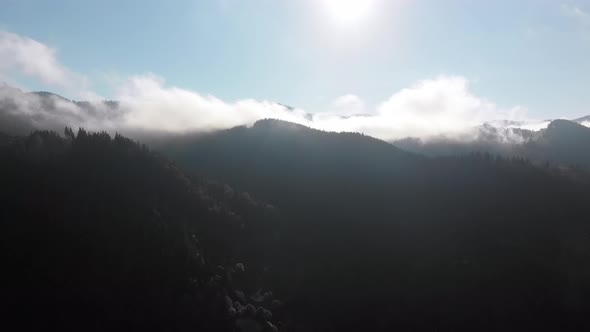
(5, 83, 590, 330)
(573, 115, 590, 124)
(523, 119, 590, 168)
(394, 119, 590, 169)
(0, 129, 285, 331)
(394, 123, 537, 157)
(161, 119, 590, 331)
(0, 85, 122, 135)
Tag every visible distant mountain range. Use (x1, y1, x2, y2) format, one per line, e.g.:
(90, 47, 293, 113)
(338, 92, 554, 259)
(394, 118, 590, 169)
(1, 83, 589, 170)
(0, 84, 121, 135)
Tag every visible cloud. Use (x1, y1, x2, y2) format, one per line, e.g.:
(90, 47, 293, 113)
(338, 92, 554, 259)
(113, 75, 529, 141)
(0, 83, 123, 135)
(511, 120, 551, 131)
(562, 4, 590, 26)
(115, 74, 308, 132)
(0, 75, 309, 136)
(0, 30, 88, 93)
(309, 76, 528, 141)
(0, 74, 529, 142)
(328, 94, 366, 116)
(0, 29, 533, 142)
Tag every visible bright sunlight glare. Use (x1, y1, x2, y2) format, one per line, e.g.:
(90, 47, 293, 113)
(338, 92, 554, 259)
(320, 0, 378, 25)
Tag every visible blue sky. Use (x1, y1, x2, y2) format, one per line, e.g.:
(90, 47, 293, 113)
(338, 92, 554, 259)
(1, 0, 589, 123)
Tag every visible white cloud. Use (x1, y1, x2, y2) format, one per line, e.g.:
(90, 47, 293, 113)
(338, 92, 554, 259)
(562, 4, 590, 26)
(0, 30, 534, 142)
(0, 73, 531, 142)
(328, 94, 366, 116)
(0, 30, 88, 93)
(0, 84, 108, 134)
(112, 75, 528, 141)
(511, 120, 551, 131)
(114, 74, 308, 132)
(309, 76, 528, 141)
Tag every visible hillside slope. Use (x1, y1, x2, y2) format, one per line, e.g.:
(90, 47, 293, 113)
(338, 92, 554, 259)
(0, 129, 284, 332)
(394, 119, 590, 169)
(162, 119, 590, 331)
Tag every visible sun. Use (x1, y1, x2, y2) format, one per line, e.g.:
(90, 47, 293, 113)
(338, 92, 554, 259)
(320, 0, 378, 25)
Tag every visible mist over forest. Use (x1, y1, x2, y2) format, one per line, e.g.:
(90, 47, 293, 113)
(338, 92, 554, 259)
(3, 1, 590, 331)
(3, 107, 590, 330)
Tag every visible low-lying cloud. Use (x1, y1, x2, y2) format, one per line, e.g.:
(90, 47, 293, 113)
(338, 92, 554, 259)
(116, 74, 309, 132)
(312, 76, 528, 140)
(328, 94, 367, 116)
(0, 29, 544, 142)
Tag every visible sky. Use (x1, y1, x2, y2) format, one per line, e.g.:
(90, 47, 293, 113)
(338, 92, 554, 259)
(0, 0, 589, 139)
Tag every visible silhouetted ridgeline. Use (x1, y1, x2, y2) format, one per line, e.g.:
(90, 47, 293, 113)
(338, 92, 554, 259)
(162, 119, 590, 331)
(394, 119, 590, 170)
(0, 129, 284, 331)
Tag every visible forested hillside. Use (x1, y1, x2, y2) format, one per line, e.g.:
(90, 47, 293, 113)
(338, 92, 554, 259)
(0, 129, 284, 331)
(394, 119, 590, 170)
(3, 1, 590, 330)
(3, 121, 590, 331)
(163, 119, 590, 331)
